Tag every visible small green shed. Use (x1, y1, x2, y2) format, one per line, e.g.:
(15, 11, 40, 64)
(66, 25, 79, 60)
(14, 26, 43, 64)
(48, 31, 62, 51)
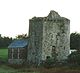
(8, 39, 28, 64)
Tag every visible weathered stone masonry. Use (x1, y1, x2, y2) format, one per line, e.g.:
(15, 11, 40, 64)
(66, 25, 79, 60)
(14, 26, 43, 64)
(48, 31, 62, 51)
(27, 10, 70, 65)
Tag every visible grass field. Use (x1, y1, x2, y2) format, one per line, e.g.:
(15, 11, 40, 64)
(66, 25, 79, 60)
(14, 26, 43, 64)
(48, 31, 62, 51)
(0, 48, 8, 61)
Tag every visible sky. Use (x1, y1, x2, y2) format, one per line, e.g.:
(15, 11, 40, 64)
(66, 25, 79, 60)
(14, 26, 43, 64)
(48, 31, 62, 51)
(0, 0, 80, 38)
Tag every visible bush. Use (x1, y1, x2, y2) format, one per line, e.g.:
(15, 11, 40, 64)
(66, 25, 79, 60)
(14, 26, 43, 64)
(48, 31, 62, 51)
(41, 56, 58, 68)
(40, 56, 69, 68)
(67, 51, 80, 65)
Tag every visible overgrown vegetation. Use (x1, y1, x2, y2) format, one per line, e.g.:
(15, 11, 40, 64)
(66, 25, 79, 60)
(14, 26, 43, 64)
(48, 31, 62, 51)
(67, 51, 80, 65)
(41, 56, 58, 68)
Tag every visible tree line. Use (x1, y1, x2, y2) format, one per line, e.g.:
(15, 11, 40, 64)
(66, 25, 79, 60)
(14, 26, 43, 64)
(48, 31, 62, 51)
(0, 32, 80, 50)
(0, 34, 28, 48)
(70, 32, 80, 50)
(0, 34, 13, 48)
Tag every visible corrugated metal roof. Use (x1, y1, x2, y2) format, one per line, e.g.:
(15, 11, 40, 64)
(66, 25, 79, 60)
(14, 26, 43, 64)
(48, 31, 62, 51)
(8, 39, 28, 48)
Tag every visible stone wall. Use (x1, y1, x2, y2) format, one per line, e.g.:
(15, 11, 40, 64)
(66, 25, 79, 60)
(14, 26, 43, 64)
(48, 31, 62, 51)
(8, 59, 26, 64)
(28, 18, 43, 64)
(42, 17, 70, 61)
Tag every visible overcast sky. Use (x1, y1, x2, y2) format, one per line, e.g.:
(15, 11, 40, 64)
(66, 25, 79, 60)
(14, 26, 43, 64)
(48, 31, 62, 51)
(0, 0, 80, 38)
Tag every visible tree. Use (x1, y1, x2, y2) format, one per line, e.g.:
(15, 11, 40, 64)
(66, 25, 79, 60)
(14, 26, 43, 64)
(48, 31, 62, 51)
(0, 34, 13, 48)
(16, 33, 27, 39)
(2, 37, 13, 48)
(70, 32, 80, 50)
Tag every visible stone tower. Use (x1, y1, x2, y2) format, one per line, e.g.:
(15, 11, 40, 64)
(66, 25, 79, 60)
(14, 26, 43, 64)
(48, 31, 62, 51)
(28, 10, 70, 65)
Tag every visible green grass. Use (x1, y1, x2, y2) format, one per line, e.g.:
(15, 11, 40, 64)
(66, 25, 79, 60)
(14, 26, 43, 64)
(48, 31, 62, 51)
(0, 48, 8, 61)
(0, 65, 17, 73)
(0, 65, 39, 73)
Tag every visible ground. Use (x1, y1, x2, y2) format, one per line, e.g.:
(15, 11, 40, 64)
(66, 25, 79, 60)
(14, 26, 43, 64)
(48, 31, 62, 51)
(0, 48, 8, 61)
(1, 48, 80, 73)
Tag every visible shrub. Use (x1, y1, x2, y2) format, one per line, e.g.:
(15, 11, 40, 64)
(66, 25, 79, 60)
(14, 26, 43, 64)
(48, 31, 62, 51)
(41, 56, 58, 68)
(67, 51, 80, 65)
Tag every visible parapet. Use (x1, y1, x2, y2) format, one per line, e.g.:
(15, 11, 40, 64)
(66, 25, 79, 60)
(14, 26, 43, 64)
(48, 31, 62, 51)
(30, 10, 70, 22)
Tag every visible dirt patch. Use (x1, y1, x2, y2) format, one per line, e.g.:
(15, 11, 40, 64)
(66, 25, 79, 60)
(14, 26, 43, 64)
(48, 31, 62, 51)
(38, 67, 80, 73)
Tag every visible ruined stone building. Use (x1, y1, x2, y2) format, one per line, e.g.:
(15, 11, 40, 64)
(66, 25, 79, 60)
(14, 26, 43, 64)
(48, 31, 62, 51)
(27, 10, 70, 65)
(8, 10, 70, 65)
